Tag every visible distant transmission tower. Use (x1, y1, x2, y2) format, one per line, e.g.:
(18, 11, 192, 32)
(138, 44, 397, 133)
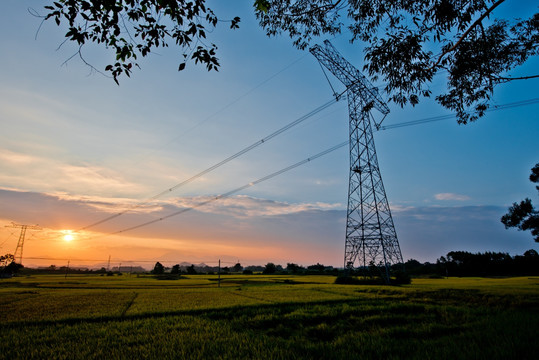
(5, 222, 41, 265)
(310, 41, 403, 281)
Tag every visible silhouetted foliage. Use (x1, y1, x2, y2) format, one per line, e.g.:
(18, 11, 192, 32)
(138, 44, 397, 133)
(152, 261, 165, 275)
(0, 253, 15, 268)
(307, 263, 326, 272)
(263, 262, 277, 274)
(186, 264, 197, 275)
(232, 263, 243, 273)
(256, 0, 539, 124)
(242, 269, 253, 275)
(392, 270, 412, 285)
(39, 1, 537, 123)
(170, 264, 181, 275)
(396, 250, 539, 277)
(438, 250, 539, 276)
(244, 265, 265, 273)
(42, 0, 240, 83)
(286, 263, 304, 273)
(502, 163, 539, 242)
(0, 254, 24, 276)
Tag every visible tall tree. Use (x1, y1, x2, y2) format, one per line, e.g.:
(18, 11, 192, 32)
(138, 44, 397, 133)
(501, 163, 539, 242)
(263, 262, 277, 274)
(42, 0, 240, 84)
(40, 1, 538, 123)
(232, 262, 243, 272)
(0, 254, 23, 275)
(255, 0, 539, 123)
(152, 261, 165, 274)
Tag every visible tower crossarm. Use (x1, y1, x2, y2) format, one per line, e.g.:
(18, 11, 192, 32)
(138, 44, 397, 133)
(5, 222, 41, 231)
(310, 40, 389, 116)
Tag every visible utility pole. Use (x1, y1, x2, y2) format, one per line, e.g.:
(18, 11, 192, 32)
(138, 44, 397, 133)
(310, 41, 404, 282)
(5, 222, 41, 265)
(65, 260, 70, 279)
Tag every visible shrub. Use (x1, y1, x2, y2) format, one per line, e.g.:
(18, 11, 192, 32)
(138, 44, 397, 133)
(392, 271, 412, 285)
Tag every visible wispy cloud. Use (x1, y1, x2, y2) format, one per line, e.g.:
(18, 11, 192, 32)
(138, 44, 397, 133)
(170, 195, 344, 217)
(434, 192, 471, 201)
(52, 192, 164, 214)
(1, 188, 534, 267)
(0, 149, 147, 197)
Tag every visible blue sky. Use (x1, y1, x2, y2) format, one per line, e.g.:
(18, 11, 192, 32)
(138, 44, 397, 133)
(0, 1, 537, 268)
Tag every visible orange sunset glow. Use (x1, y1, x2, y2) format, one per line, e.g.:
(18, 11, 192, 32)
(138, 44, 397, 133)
(1, 1, 537, 272)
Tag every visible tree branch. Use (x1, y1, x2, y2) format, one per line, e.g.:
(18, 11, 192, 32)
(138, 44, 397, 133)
(286, 0, 343, 17)
(429, 0, 506, 70)
(494, 74, 539, 82)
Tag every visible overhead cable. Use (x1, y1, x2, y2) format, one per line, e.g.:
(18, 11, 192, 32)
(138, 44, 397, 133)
(378, 98, 539, 130)
(22, 257, 238, 265)
(79, 97, 339, 231)
(164, 54, 309, 144)
(84, 140, 349, 239)
(79, 96, 537, 231)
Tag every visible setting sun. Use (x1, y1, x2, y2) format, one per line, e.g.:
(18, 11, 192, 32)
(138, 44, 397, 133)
(62, 230, 74, 242)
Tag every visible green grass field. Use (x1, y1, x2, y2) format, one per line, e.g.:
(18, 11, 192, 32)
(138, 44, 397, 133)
(1, 274, 538, 359)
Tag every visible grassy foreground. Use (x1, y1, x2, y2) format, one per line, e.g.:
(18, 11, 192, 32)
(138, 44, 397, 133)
(1, 274, 538, 359)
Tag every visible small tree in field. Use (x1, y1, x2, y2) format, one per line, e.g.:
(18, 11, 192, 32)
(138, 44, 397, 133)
(286, 263, 303, 274)
(170, 264, 181, 275)
(152, 262, 165, 275)
(0, 254, 14, 268)
(233, 263, 243, 273)
(1, 254, 23, 276)
(186, 264, 197, 274)
(263, 262, 277, 274)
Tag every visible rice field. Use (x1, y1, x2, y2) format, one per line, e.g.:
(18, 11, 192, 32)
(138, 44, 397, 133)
(1, 274, 538, 359)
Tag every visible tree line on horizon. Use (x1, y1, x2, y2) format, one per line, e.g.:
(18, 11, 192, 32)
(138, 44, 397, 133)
(149, 249, 539, 278)
(2, 249, 537, 278)
(405, 249, 539, 277)
(145, 249, 539, 278)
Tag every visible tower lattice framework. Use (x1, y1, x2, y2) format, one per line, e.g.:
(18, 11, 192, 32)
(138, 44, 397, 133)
(310, 41, 403, 280)
(5, 222, 41, 265)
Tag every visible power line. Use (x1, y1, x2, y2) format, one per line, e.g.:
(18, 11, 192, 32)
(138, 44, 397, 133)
(378, 98, 539, 130)
(80, 54, 310, 214)
(22, 257, 238, 265)
(83, 140, 349, 239)
(25, 96, 535, 251)
(79, 97, 339, 231)
(126, 54, 309, 169)
(78, 95, 537, 232)
(162, 54, 309, 145)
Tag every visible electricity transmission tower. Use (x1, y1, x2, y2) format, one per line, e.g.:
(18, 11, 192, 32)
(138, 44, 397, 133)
(310, 41, 404, 281)
(5, 222, 41, 265)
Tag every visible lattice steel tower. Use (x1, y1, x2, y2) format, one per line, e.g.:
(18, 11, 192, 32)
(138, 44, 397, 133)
(310, 41, 403, 280)
(5, 222, 41, 265)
